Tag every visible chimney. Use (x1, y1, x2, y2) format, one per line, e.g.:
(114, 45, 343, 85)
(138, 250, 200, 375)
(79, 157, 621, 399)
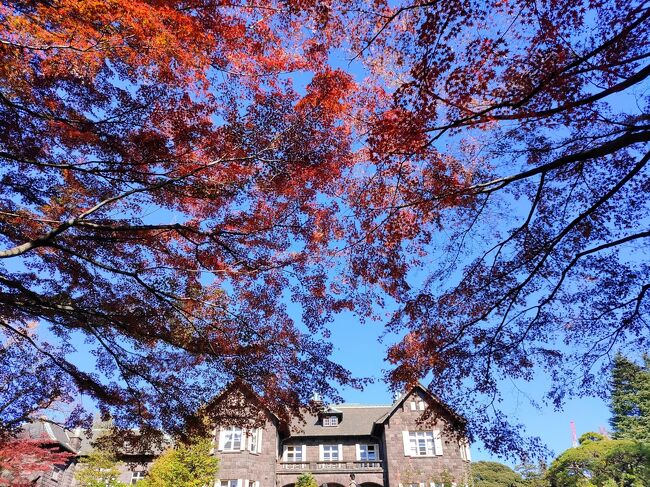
(68, 427, 83, 451)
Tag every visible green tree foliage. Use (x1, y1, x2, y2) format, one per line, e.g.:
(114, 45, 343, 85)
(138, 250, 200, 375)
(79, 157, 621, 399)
(296, 472, 318, 487)
(516, 461, 550, 487)
(472, 461, 527, 487)
(610, 354, 650, 442)
(137, 438, 218, 487)
(546, 432, 650, 487)
(75, 450, 126, 487)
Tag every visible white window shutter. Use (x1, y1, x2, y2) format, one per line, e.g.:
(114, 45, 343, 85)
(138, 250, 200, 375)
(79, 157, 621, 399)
(374, 443, 380, 460)
(243, 479, 248, 487)
(433, 430, 443, 455)
(237, 480, 243, 487)
(257, 428, 263, 454)
(338, 444, 343, 460)
(402, 431, 411, 456)
(419, 401, 425, 411)
(464, 443, 471, 461)
(410, 401, 417, 411)
(355, 444, 360, 461)
(210, 427, 217, 454)
(217, 428, 226, 452)
(240, 429, 246, 451)
(215, 479, 220, 487)
(319, 444, 324, 461)
(302, 445, 307, 461)
(282, 446, 288, 461)
(419, 483, 425, 487)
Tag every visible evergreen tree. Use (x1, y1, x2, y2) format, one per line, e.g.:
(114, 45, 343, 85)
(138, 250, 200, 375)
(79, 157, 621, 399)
(137, 438, 218, 487)
(609, 354, 650, 442)
(296, 472, 318, 487)
(515, 461, 550, 487)
(472, 461, 527, 487)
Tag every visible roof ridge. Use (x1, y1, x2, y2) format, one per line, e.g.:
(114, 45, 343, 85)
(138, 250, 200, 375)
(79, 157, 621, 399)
(333, 404, 392, 408)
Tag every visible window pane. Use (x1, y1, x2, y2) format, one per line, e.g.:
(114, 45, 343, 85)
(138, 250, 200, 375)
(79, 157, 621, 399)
(232, 428, 242, 450)
(250, 430, 258, 452)
(223, 431, 232, 450)
(367, 445, 376, 460)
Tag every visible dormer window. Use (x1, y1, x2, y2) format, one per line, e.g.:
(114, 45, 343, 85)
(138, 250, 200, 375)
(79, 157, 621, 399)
(323, 415, 338, 427)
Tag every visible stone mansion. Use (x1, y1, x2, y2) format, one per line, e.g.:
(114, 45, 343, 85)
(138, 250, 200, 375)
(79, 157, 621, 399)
(25, 383, 472, 487)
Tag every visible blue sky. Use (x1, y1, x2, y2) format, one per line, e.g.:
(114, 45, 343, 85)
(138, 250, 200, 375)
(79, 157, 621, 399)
(323, 308, 612, 465)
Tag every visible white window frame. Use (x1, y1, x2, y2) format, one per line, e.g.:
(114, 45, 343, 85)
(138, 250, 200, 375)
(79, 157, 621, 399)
(320, 444, 341, 461)
(323, 415, 339, 427)
(356, 443, 379, 461)
(219, 427, 243, 452)
(410, 400, 426, 411)
(459, 439, 471, 461)
(131, 471, 146, 485)
(247, 428, 263, 454)
(283, 445, 305, 462)
(402, 430, 444, 457)
(410, 431, 435, 456)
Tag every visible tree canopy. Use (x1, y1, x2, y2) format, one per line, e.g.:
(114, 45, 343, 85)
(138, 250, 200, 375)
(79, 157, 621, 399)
(137, 438, 218, 487)
(75, 450, 126, 487)
(296, 472, 319, 487)
(546, 433, 650, 487)
(610, 354, 650, 442)
(1, 0, 649, 457)
(472, 461, 527, 487)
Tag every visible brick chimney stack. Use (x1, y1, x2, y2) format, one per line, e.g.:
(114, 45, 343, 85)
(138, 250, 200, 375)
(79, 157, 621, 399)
(68, 427, 83, 451)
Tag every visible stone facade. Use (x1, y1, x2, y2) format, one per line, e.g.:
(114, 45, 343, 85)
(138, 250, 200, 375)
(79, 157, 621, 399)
(215, 417, 279, 487)
(382, 389, 470, 487)
(25, 384, 471, 487)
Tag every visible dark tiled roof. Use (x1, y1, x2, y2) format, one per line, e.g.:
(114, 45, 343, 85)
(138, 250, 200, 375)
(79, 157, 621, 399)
(289, 405, 392, 437)
(21, 419, 78, 452)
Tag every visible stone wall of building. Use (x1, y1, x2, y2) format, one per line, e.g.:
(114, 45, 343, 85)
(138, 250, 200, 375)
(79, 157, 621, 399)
(383, 390, 470, 487)
(278, 435, 385, 487)
(215, 417, 279, 487)
(281, 435, 383, 464)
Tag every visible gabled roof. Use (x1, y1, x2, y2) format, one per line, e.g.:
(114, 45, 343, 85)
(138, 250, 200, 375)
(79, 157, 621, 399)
(21, 418, 78, 453)
(202, 378, 292, 435)
(374, 383, 467, 427)
(286, 383, 466, 439)
(288, 405, 392, 438)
